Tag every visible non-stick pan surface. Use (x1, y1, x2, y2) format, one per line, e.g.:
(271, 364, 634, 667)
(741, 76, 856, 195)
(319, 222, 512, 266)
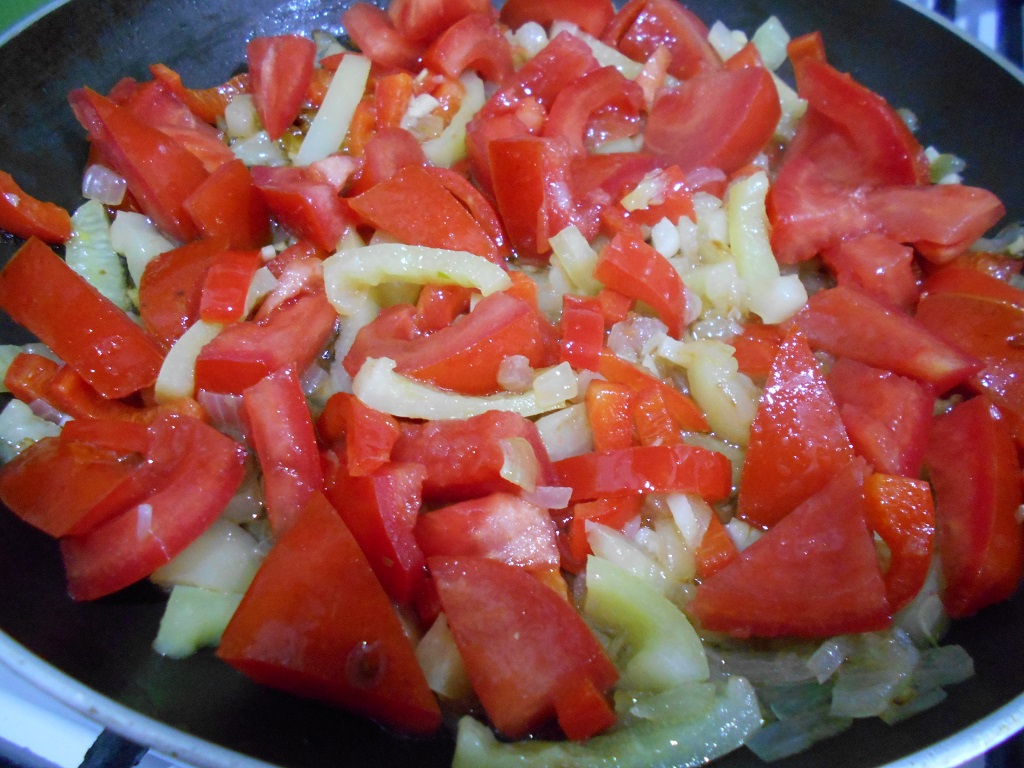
(0, 1, 1022, 767)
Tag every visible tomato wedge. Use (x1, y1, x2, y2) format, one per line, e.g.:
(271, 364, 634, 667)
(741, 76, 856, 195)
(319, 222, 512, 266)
(60, 414, 247, 601)
(925, 397, 1024, 618)
(218, 492, 442, 736)
(0, 238, 165, 399)
(694, 458, 891, 638)
(0, 171, 72, 244)
(737, 327, 855, 529)
(430, 555, 618, 739)
(602, 0, 722, 80)
(184, 159, 271, 249)
(246, 35, 317, 141)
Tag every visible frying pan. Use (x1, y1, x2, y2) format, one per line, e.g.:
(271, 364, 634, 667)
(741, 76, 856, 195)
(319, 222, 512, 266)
(0, 1, 1022, 766)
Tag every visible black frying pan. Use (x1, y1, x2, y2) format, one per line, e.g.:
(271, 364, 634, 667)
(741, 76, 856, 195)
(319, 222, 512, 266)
(0, 1, 1022, 766)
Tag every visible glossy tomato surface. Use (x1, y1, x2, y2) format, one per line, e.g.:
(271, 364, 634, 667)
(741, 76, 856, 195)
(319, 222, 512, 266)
(0, 2, 1021, 768)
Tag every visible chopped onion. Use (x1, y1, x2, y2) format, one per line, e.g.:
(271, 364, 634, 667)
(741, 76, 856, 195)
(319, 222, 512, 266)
(497, 354, 534, 392)
(416, 613, 473, 700)
(150, 519, 264, 594)
(224, 94, 259, 139)
(81, 164, 126, 206)
(155, 320, 223, 403)
(520, 485, 572, 510)
(0, 399, 61, 461)
(231, 130, 287, 167)
(751, 16, 790, 71)
(109, 211, 175, 286)
(532, 362, 578, 410)
(806, 636, 855, 683)
(533, 402, 594, 461)
(197, 390, 248, 442)
(499, 437, 540, 492)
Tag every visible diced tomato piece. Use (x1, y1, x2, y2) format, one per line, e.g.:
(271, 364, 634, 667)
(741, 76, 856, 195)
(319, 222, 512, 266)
(246, 35, 317, 141)
(60, 414, 247, 600)
(340, 3, 425, 71)
(585, 380, 635, 451)
(865, 184, 1006, 263)
(69, 87, 208, 242)
(413, 285, 474, 333)
(729, 322, 785, 384)
(251, 165, 355, 253)
(737, 328, 855, 529)
(148, 63, 248, 125)
(799, 285, 982, 393)
(594, 231, 687, 338)
(598, 351, 708, 432)
(388, 0, 492, 43)
(826, 357, 934, 479)
(194, 291, 338, 395)
(0, 238, 164, 399)
(595, 287, 634, 328)
(554, 675, 618, 741)
(349, 127, 426, 196)
(0, 171, 72, 244)
(218, 492, 441, 735)
(916, 292, 1024, 424)
(543, 66, 644, 156)
(324, 458, 427, 604)
(561, 496, 643, 572)
(392, 410, 556, 502)
(315, 392, 400, 476)
(424, 166, 512, 261)
(184, 159, 271, 249)
(499, 0, 614, 36)
(631, 386, 683, 447)
(925, 397, 1024, 618)
(415, 493, 560, 570)
(0, 436, 144, 538)
(344, 292, 545, 396)
(243, 368, 323, 537)
(693, 458, 890, 637)
(422, 12, 513, 82)
(560, 295, 604, 372)
(554, 443, 732, 503)
(645, 66, 779, 176)
(123, 80, 235, 173)
(138, 237, 226, 348)
(199, 249, 263, 324)
(864, 473, 935, 614)
(695, 514, 740, 581)
(348, 164, 503, 264)
(430, 556, 618, 739)
(786, 31, 827, 67)
(602, 0, 722, 80)
(4, 351, 60, 406)
(822, 233, 920, 312)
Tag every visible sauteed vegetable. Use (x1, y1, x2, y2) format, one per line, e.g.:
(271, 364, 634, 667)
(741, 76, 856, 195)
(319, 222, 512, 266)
(0, 0, 1020, 765)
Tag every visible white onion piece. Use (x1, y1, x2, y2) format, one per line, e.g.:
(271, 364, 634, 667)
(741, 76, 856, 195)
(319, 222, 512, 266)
(197, 390, 248, 443)
(81, 164, 126, 206)
(499, 437, 540, 492)
(110, 211, 175, 286)
(533, 402, 593, 462)
(520, 485, 572, 510)
(416, 614, 472, 700)
(155, 320, 223, 403)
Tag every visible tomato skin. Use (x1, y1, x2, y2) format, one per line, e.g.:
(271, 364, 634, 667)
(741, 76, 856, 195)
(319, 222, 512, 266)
(422, 12, 513, 82)
(0, 436, 145, 539)
(602, 0, 722, 80)
(194, 291, 338, 395)
(348, 164, 504, 264)
(184, 159, 271, 249)
(864, 473, 935, 614)
(60, 414, 247, 601)
(693, 458, 891, 638)
(0, 171, 72, 244)
(138, 237, 227, 348)
(554, 443, 732, 503)
(799, 285, 982, 393)
(826, 357, 934, 479)
(430, 556, 618, 739)
(344, 292, 545, 396)
(594, 231, 687, 338)
(646, 66, 779, 176)
(243, 368, 324, 537)
(925, 397, 1024, 618)
(218, 492, 442, 736)
(392, 410, 556, 503)
(324, 458, 427, 605)
(246, 35, 317, 141)
(415, 493, 560, 571)
(922, 265, 1024, 310)
(0, 238, 164, 399)
(69, 87, 208, 242)
(737, 328, 855, 530)
(499, 0, 614, 36)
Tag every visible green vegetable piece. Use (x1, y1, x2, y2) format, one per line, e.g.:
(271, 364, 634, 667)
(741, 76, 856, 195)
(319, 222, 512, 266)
(152, 585, 243, 660)
(452, 677, 762, 768)
(585, 555, 710, 691)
